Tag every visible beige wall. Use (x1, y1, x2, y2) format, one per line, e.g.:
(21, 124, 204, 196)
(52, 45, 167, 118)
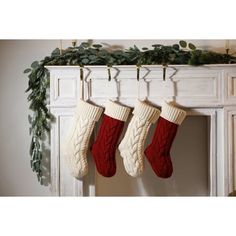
(0, 39, 235, 196)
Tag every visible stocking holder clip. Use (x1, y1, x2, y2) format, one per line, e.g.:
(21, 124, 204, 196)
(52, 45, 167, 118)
(107, 65, 112, 81)
(136, 65, 141, 81)
(162, 64, 168, 81)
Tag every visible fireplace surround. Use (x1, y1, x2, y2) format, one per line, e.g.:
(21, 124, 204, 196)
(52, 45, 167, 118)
(46, 65, 236, 196)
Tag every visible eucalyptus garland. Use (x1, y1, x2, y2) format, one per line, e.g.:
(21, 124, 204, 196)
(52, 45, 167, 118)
(24, 40, 236, 184)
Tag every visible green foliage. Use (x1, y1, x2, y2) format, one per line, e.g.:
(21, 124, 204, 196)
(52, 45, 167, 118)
(188, 43, 196, 50)
(25, 40, 236, 184)
(179, 40, 187, 48)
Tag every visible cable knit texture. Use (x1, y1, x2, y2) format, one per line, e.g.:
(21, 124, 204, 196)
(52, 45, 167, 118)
(161, 101, 186, 125)
(104, 99, 131, 121)
(145, 102, 186, 178)
(63, 100, 103, 179)
(118, 100, 160, 177)
(91, 100, 130, 177)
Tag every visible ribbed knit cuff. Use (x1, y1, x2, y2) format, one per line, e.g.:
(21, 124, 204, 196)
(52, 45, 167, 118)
(161, 102, 186, 125)
(132, 100, 160, 124)
(104, 100, 131, 122)
(75, 99, 103, 121)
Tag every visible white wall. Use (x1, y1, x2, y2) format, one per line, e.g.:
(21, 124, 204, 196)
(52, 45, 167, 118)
(0, 40, 58, 196)
(0, 39, 235, 196)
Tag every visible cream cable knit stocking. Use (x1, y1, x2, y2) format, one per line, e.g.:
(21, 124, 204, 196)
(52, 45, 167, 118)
(64, 100, 103, 179)
(118, 100, 160, 177)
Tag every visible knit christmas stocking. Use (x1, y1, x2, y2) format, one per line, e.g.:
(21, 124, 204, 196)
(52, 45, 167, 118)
(91, 100, 131, 177)
(145, 102, 186, 178)
(64, 100, 103, 179)
(118, 100, 160, 177)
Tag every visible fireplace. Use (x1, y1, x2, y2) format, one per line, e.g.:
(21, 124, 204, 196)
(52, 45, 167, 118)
(46, 65, 236, 196)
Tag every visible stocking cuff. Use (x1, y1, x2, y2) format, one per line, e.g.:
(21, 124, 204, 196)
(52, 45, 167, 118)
(161, 102, 186, 125)
(104, 100, 131, 121)
(76, 99, 103, 121)
(133, 100, 160, 123)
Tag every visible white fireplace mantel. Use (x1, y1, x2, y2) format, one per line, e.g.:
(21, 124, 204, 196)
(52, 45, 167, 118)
(46, 64, 236, 196)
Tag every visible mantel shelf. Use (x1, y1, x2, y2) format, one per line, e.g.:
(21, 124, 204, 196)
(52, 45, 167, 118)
(45, 64, 236, 68)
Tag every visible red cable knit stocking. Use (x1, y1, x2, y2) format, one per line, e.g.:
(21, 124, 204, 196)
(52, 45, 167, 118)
(145, 102, 186, 178)
(91, 100, 130, 177)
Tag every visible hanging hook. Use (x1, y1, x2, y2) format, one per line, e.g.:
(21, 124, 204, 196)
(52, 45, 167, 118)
(162, 64, 168, 81)
(107, 65, 112, 81)
(136, 65, 141, 81)
(136, 65, 142, 99)
(80, 66, 84, 100)
(106, 66, 119, 101)
(80, 65, 84, 81)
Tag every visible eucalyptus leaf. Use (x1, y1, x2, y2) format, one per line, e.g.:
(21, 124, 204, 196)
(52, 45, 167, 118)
(24, 68, 31, 73)
(179, 40, 187, 48)
(173, 44, 180, 50)
(92, 44, 102, 48)
(51, 48, 60, 56)
(81, 42, 90, 48)
(133, 45, 140, 51)
(152, 44, 161, 48)
(89, 55, 97, 60)
(31, 61, 39, 69)
(188, 43, 196, 50)
(78, 47, 85, 53)
(28, 115, 32, 123)
(82, 58, 89, 64)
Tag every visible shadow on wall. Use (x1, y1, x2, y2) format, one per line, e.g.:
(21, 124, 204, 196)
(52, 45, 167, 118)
(95, 116, 209, 196)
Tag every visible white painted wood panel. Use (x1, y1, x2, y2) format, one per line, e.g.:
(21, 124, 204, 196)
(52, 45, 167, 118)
(224, 107, 236, 195)
(225, 72, 236, 105)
